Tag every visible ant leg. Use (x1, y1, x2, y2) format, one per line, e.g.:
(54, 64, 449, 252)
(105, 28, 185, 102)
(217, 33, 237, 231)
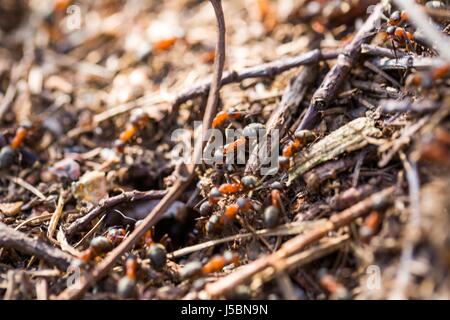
(391, 39, 399, 61)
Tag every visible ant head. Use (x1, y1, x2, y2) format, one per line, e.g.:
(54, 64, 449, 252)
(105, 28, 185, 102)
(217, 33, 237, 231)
(386, 26, 396, 35)
(389, 10, 401, 23)
(20, 120, 33, 130)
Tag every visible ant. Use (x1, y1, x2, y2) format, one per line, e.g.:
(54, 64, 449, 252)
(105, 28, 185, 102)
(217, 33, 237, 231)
(80, 236, 113, 263)
(10, 123, 32, 150)
(179, 251, 240, 279)
(105, 227, 127, 246)
(218, 180, 243, 194)
(387, 10, 409, 27)
(114, 109, 150, 152)
(79, 227, 126, 263)
(117, 255, 138, 298)
(359, 210, 382, 241)
(278, 130, 315, 170)
(218, 174, 261, 195)
(134, 221, 167, 270)
(211, 108, 243, 128)
(222, 137, 246, 155)
(0, 122, 34, 170)
(205, 197, 255, 234)
(386, 25, 416, 55)
(202, 250, 239, 274)
(263, 182, 285, 228)
(406, 63, 450, 88)
(318, 269, 350, 300)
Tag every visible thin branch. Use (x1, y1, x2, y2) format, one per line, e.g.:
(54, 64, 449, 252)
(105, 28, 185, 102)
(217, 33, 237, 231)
(93, 49, 338, 125)
(65, 190, 167, 238)
(5, 175, 47, 200)
(296, 0, 389, 131)
(168, 221, 324, 259)
(389, 152, 421, 299)
(0, 222, 75, 270)
(55, 0, 227, 300)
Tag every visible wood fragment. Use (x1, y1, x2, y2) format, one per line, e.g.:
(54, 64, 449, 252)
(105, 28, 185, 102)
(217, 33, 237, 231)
(288, 117, 382, 185)
(0, 222, 75, 270)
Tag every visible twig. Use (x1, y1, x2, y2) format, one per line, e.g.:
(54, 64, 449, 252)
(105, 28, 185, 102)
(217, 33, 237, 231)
(296, 0, 389, 131)
(65, 190, 166, 238)
(361, 44, 407, 59)
(56, 0, 227, 300)
(0, 222, 75, 270)
(392, 0, 450, 63)
(47, 191, 66, 241)
(389, 152, 421, 299)
(168, 221, 324, 258)
(378, 116, 430, 167)
(205, 186, 395, 297)
(5, 175, 47, 200)
(254, 235, 350, 287)
(93, 49, 338, 125)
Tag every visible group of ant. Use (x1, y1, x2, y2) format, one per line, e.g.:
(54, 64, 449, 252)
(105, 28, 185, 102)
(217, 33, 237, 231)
(380, 6, 450, 88)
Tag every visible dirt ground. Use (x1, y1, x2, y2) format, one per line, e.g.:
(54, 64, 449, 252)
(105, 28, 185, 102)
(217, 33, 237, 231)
(0, 0, 449, 300)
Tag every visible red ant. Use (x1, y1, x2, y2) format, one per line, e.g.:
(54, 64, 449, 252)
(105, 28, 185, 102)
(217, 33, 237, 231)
(202, 251, 240, 274)
(386, 25, 416, 55)
(222, 137, 246, 155)
(114, 109, 149, 151)
(105, 227, 127, 246)
(218, 180, 243, 194)
(359, 210, 382, 241)
(134, 221, 167, 270)
(117, 255, 138, 298)
(10, 123, 32, 150)
(263, 182, 285, 228)
(279, 130, 315, 170)
(387, 10, 409, 26)
(205, 197, 254, 234)
(80, 236, 113, 263)
(179, 251, 240, 279)
(407, 63, 450, 88)
(211, 108, 243, 128)
(319, 271, 350, 300)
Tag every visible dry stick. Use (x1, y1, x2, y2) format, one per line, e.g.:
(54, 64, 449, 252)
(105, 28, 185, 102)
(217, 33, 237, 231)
(56, 0, 226, 300)
(255, 235, 350, 286)
(205, 186, 395, 297)
(245, 64, 318, 174)
(389, 152, 421, 299)
(361, 44, 407, 59)
(296, 0, 389, 131)
(0, 222, 75, 270)
(168, 221, 322, 258)
(65, 190, 167, 238)
(94, 49, 338, 124)
(392, 0, 450, 63)
(172, 50, 336, 114)
(47, 190, 66, 241)
(5, 175, 47, 200)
